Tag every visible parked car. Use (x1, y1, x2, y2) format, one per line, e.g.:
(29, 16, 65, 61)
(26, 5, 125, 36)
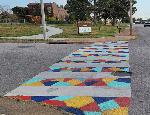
(135, 21, 141, 24)
(144, 22, 150, 27)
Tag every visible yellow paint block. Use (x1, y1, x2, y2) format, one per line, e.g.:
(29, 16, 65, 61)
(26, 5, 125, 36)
(67, 79, 82, 85)
(55, 78, 64, 82)
(110, 67, 122, 72)
(64, 96, 94, 108)
(22, 82, 44, 86)
(102, 107, 128, 115)
(102, 78, 117, 84)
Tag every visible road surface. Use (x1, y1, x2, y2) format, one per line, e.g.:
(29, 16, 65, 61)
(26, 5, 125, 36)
(129, 24, 150, 115)
(0, 43, 85, 96)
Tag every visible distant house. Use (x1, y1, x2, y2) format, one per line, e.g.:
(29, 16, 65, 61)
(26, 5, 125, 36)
(27, 2, 68, 20)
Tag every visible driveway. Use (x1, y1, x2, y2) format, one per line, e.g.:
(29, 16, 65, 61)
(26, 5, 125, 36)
(129, 24, 150, 115)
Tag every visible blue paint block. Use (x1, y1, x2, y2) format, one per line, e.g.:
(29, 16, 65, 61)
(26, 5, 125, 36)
(43, 81, 58, 86)
(84, 81, 97, 86)
(115, 78, 131, 83)
(62, 107, 84, 115)
(31, 96, 57, 102)
(93, 97, 116, 104)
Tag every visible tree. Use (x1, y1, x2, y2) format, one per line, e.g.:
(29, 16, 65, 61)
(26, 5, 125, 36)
(95, 0, 137, 25)
(65, 0, 92, 21)
(12, 6, 29, 19)
(0, 5, 13, 23)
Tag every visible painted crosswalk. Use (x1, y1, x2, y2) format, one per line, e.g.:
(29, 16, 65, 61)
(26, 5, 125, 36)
(5, 41, 131, 115)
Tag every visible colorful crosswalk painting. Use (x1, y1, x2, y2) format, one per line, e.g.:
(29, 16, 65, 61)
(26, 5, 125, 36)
(5, 41, 131, 115)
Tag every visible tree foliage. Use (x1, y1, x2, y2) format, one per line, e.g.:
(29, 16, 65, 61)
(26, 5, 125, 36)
(12, 6, 29, 18)
(65, 0, 92, 21)
(65, 0, 137, 25)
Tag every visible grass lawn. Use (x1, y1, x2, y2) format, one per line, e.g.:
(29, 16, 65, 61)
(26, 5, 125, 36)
(0, 23, 42, 37)
(50, 24, 127, 38)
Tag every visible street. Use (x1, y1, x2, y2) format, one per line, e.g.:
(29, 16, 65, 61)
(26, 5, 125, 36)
(129, 24, 150, 115)
(0, 44, 85, 96)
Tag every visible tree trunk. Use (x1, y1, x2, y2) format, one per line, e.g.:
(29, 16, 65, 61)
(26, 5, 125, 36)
(112, 18, 116, 26)
(104, 19, 107, 25)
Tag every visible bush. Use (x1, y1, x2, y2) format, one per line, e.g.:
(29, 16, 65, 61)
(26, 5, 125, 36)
(47, 20, 69, 24)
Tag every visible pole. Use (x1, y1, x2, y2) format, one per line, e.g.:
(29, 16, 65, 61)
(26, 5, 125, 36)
(40, 0, 46, 39)
(94, 0, 96, 24)
(129, 0, 133, 35)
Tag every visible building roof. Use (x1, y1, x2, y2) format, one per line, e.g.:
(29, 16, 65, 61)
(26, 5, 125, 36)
(28, 3, 52, 6)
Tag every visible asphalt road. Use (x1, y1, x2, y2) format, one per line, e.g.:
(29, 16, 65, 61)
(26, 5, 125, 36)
(129, 24, 150, 115)
(0, 43, 86, 96)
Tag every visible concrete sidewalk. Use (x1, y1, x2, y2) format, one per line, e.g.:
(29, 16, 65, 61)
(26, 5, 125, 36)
(0, 26, 63, 40)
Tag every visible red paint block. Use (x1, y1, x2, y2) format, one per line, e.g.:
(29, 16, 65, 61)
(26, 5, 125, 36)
(44, 100, 66, 107)
(80, 102, 100, 112)
(115, 97, 131, 107)
(92, 81, 107, 86)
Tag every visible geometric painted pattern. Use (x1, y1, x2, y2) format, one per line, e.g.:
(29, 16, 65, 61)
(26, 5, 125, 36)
(22, 78, 131, 88)
(77, 50, 129, 53)
(5, 41, 131, 115)
(48, 67, 129, 72)
(8, 96, 130, 115)
(69, 54, 129, 57)
(59, 59, 128, 64)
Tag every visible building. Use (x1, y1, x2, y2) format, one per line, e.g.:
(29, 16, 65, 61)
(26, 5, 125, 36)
(27, 2, 68, 20)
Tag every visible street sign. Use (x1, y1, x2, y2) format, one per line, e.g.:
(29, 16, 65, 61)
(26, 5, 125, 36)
(79, 27, 91, 33)
(77, 21, 92, 34)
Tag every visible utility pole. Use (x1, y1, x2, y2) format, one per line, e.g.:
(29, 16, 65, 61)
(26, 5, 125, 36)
(94, 0, 96, 24)
(129, 0, 133, 35)
(40, 0, 46, 39)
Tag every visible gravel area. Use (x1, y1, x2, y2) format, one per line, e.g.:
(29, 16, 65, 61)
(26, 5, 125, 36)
(0, 97, 72, 115)
(129, 24, 150, 115)
(0, 43, 86, 96)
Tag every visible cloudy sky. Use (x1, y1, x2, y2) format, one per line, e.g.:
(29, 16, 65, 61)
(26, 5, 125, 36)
(0, 0, 150, 19)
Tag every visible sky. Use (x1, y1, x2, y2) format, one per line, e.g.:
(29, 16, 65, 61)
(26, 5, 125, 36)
(0, 0, 150, 19)
(133, 0, 150, 19)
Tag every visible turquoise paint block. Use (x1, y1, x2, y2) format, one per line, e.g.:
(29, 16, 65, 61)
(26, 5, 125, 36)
(78, 78, 85, 81)
(123, 53, 129, 57)
(89, 57, 96, 59)
(49, 66, 60, 70)
(84, 111, 102, 115)
(108, 81, 130, 88)
(51, 96, 74, 101)
(24, 77, 44, 84)
(92, 67, 102, 72)
(123, 68, 129, 72)
(99, 100, 119, 112)
(52, 82, 71, 86)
